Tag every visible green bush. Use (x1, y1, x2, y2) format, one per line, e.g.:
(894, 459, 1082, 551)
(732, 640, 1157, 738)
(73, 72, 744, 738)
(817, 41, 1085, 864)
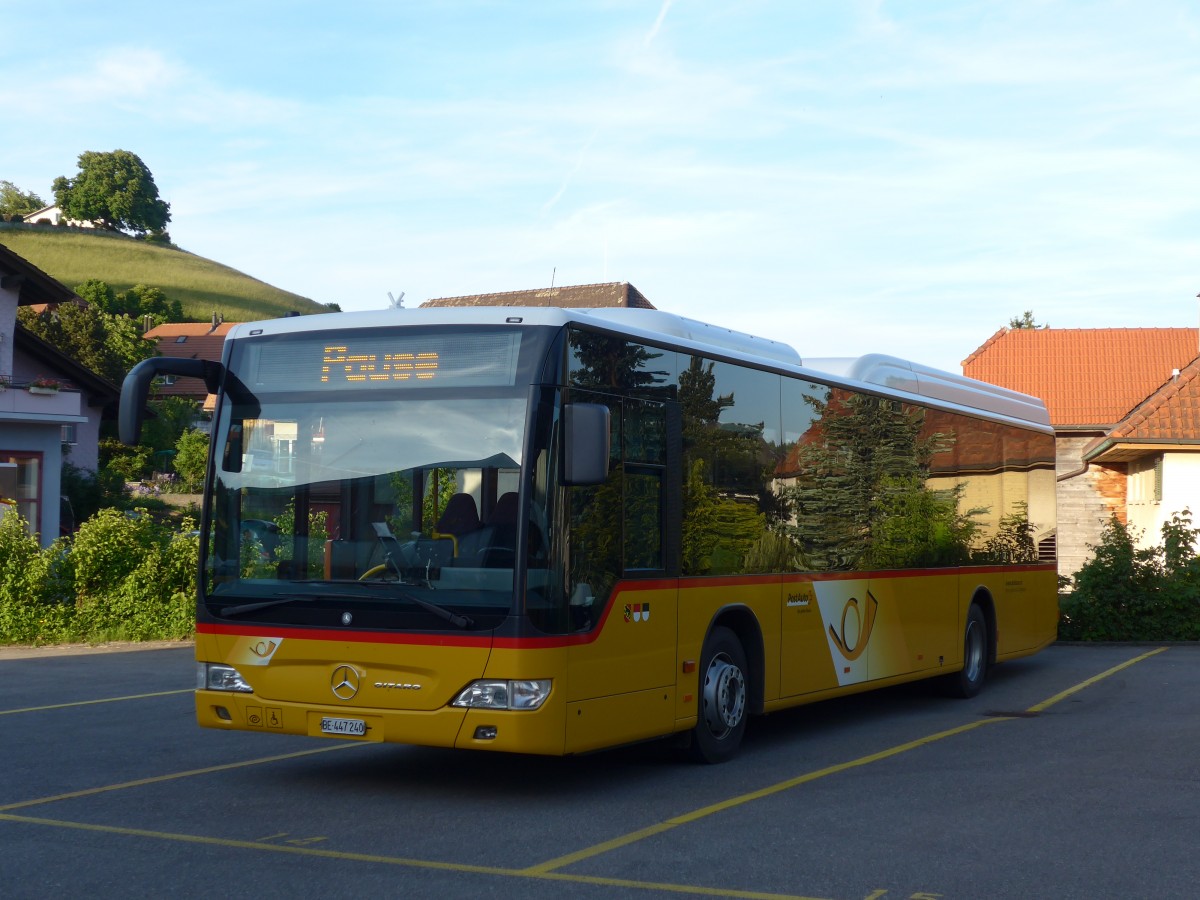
(60, 461, 128, 527)
(0, 507, 197, 646)
(1060, 512, 1200, 641)
(173, 429, 209, 492)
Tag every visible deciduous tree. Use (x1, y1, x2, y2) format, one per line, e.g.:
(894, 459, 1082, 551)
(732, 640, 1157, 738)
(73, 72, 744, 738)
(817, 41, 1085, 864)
(0, 180, 45, 218)
(52, 150, 171, 236)
(17, 302, 157, 384)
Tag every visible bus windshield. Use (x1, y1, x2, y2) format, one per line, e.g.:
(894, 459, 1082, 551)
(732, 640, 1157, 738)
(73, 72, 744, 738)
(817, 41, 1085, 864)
(202, 328, 544, 631)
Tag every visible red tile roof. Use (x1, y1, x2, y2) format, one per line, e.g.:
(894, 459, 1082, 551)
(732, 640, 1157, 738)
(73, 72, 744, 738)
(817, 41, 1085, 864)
(1107, 355, 1200, 441)
(144, 322, 238, 399)
(962, 327, 1199, 427)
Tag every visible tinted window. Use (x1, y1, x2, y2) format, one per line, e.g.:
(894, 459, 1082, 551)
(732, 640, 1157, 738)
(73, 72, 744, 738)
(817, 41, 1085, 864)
(680, 357, 782, 576)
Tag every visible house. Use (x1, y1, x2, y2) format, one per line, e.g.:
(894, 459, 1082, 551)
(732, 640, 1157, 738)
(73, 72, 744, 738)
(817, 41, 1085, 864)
(1082, 356, 1200, 547)
(20, 205, 96, 229)
(963, 326, 1200, 574)
(422, 281, 655, 309)
(0, 244, 119, 545)
(142, 317, 238, 418)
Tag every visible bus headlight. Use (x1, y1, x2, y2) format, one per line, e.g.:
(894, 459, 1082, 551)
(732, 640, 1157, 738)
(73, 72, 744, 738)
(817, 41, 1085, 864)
(198, 662, 255, 693)
(451, 679, 551, 710)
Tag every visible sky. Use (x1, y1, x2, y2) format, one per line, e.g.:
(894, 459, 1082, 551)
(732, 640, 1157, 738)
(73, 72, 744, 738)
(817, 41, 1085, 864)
(3, 0, 1199, 373)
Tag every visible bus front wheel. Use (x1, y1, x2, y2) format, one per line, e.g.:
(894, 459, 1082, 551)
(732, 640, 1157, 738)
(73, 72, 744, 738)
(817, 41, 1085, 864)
(689, 626, 749, 764)
(943, 603, 988, 699)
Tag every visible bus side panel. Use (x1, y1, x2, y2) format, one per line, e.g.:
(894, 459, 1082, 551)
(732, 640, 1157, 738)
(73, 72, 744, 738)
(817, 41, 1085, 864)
(674, 578, 782, 724)
(565, 689, 677, 754)
(780, 572, 958, 698)
(779, 576, 850, 698)
(561, 582, 678, 751)
(965, 564, 1058, 658)
(865, 572, 959, 680)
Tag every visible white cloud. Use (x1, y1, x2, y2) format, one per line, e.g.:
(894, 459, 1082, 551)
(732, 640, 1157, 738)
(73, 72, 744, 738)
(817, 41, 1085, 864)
(6, 0, 1200, 376)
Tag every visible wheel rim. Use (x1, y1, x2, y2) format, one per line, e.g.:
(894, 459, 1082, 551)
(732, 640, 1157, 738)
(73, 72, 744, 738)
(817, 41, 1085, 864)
(963, 618, 984, 684)
(701, 652, 746, 739)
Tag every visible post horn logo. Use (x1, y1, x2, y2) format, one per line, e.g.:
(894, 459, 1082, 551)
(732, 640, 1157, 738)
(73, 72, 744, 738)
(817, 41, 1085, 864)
(829, 591, 879, 662)
(330, 665, 360, 700)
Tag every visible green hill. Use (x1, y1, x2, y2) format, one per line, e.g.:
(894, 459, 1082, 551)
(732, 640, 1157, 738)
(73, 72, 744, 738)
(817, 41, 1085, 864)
(0, 226, 325, 321)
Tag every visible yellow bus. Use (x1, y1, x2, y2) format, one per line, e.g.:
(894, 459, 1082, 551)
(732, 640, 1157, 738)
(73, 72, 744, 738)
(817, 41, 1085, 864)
(120, 307, 1057, 762)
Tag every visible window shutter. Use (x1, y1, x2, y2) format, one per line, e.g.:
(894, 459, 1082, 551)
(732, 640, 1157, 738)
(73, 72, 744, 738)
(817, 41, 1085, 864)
(1154, 455, 1163, 503)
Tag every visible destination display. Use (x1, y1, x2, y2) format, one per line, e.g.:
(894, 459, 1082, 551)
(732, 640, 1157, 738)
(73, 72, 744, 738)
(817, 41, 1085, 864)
(245, 331, 523, 391)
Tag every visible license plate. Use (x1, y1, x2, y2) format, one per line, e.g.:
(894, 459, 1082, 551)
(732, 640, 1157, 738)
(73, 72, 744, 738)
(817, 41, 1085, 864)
(320, 716, 367, 736)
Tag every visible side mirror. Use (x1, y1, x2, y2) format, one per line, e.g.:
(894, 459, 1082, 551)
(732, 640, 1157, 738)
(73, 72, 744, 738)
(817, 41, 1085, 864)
(119, 357, 224, 444)
(562, 402, 610, 486)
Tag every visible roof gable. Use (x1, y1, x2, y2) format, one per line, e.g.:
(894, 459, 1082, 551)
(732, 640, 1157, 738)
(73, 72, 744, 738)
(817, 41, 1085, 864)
(0, 242, 77, 306)
(14, 324, 120, 402)
(962, 327, 1198, 427)
(1106, 355, 1200, 442)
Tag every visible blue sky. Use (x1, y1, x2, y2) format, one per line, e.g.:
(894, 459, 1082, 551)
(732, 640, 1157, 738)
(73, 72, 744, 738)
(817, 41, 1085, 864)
(3, 0, 1199, 372)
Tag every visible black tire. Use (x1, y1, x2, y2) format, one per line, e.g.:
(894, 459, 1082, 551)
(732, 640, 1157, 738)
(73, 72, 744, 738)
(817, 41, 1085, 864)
(688, 626, 749, 764)
(943, 603, 988, 698)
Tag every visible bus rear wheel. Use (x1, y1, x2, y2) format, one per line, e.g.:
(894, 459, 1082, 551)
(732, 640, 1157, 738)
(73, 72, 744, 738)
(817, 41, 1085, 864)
(689, 626, 748, 764)
(943, 603, 988, 698)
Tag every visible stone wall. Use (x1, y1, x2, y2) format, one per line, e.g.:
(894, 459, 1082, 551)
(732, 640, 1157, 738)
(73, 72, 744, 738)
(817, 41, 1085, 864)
(1055, 433, 1127, 576)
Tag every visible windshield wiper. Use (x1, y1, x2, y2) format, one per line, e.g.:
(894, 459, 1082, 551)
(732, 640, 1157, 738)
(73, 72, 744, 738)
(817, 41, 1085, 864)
(218, 594, 321, 618)
(217, 588, 474, 629)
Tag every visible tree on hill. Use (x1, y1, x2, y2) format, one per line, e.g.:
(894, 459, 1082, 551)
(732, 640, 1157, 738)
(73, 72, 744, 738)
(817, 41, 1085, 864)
(52, 150, 171, 237)
(0, 180, 45, 218)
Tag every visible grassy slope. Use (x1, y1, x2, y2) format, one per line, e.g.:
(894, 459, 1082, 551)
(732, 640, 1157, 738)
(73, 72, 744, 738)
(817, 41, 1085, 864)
(0, 226, 324, 321)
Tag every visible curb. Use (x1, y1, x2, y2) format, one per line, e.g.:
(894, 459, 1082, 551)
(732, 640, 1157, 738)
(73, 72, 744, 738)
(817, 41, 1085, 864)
(0, 639, 193, 661)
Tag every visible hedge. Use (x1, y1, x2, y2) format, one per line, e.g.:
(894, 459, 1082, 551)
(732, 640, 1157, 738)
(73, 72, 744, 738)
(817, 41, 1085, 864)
(1059, 512, 1200, 641)
(0, 508, 196, 645)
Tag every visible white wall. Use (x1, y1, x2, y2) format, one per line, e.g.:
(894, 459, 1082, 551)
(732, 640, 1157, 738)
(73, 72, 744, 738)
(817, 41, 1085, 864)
(1128, 452, 1200, 547)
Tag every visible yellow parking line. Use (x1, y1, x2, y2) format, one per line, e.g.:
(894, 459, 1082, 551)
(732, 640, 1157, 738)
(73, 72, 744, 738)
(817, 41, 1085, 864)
(0, 742, 365, 812)
(0, 646, 1169, 897)
(0, 688, 193, 716)
(0, 811, 826, 900)
(1027, 646, 1168, 713)
(522, 719, 1001, 875)
(527, 645, 1170, 876)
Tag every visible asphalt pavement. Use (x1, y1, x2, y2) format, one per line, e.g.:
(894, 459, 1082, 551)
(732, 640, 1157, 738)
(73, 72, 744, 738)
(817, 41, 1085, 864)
(1, 642, 1197, 899)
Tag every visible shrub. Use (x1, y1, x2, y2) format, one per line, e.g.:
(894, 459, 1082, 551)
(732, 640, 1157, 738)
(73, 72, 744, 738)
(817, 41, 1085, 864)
(100, 438, 153, 483)
(0, 513, 75, 643)
(1060, 512, 1200, 641)
(60, 461, 127, 527)
(173, 429, 209, 492)
(0, 507, 198, 646)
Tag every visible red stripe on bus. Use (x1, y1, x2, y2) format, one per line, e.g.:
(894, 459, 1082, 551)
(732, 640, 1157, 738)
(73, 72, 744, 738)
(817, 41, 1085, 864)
(197, 563, 1056, 649)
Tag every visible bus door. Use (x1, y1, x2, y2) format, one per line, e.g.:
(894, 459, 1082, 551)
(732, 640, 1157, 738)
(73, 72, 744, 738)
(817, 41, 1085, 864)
(562, 393, 679, 751)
